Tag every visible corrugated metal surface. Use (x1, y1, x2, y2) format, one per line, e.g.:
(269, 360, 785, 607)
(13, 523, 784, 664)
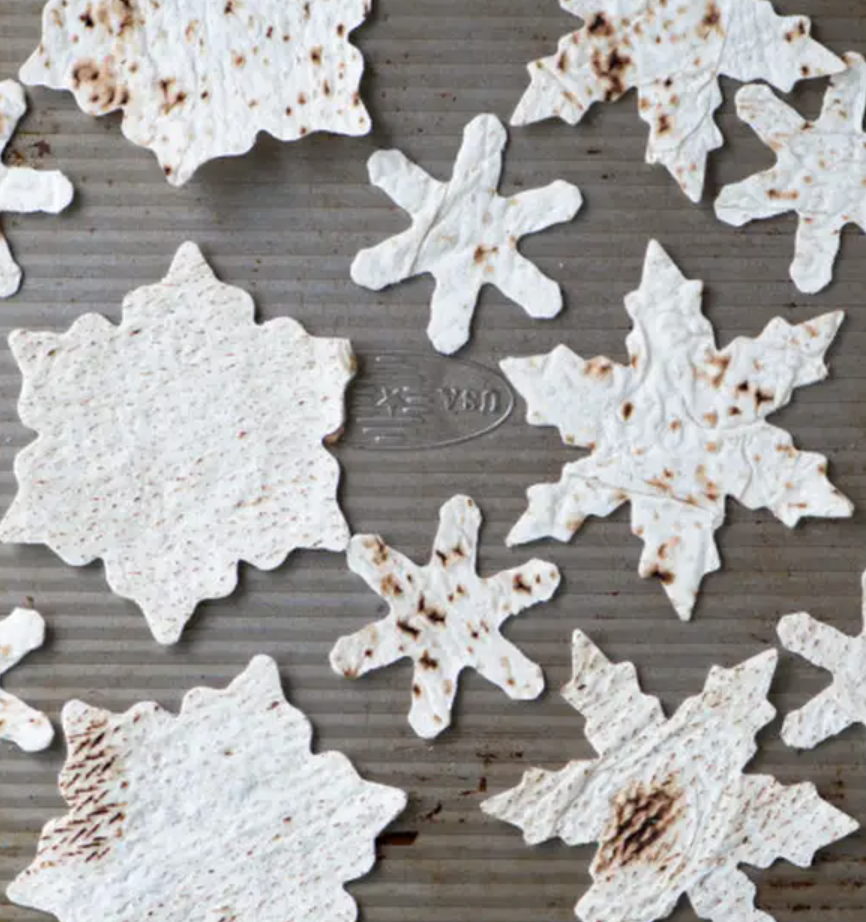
(1, 0, 866, 919)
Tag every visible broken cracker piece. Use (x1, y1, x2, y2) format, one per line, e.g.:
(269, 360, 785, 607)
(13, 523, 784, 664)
(778, 569, 866, 750)
(513, 0, 844, 202)
(0, 607, 53, 752)
(330, 495, 561, 738)
(21, 0, 373, 185)
(7, 655, 406, 922)
(0, 80, 73, 298)
(482, 630, 858, 922)
(503, 239, 851, 620)
(0, 242, 354, 644)
(716, 51, 866, 294)
(351, 113, 583, 354)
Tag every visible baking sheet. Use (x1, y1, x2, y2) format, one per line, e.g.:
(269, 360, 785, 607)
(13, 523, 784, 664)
(1, 0, 866, 919)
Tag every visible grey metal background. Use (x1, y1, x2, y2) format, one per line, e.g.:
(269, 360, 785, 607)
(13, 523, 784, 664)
(1, 1, 866, 919)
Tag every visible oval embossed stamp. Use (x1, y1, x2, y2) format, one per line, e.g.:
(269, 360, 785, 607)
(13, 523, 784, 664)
(346, 352, 514, 450)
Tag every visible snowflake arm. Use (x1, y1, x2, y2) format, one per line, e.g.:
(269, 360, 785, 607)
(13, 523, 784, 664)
(351, 114, 582, 354)
(482, 633, 856, 922)
(512, 0, 843, 201)
(7, 656, 406, 922)
(0, 242, 353, 644)
(21, 0, 372, 185)
(503, 240, 851, 619)
(0, 80, 73, 298)
(330, 495, 560, 738)
(716, 53, 866, 293)
(0, 608, 53, 752)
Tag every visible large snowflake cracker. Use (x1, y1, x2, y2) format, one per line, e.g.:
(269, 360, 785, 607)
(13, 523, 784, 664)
(503, 239, 852, 620)
(482, 630, 858, 922)
(329, 495, 561, 738)
(0, 242, 354, 645)
(21, 0, 373, 186)
(716, 52, 866, 294)
(777, 569, 866, 750)
(351, 113, 583, 355)
(0, 608, 53, 753)
(512, 0, 844, 202)
(0, 80, 73, 298)
(7, 655, 407, 922)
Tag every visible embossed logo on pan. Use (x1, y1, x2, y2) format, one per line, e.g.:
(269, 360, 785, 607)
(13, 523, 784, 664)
(346, 352, 514, 450)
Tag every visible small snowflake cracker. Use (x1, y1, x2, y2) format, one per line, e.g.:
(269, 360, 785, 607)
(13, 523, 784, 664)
(329, 495, 561, 738)
(512, 0, 844, 202)
(482, 630, 858, 922)
(351, 113, 583, 355)
(21, 0, 373, 186)
(7, 655, 407, 922)
(716, 52, 866, 294)
(777, 570, 866, 750)
(0, 242, 354, 645)
(0, 80, 73, 298)
(503, 240, 852, 620)
(0, 608, 53, 753)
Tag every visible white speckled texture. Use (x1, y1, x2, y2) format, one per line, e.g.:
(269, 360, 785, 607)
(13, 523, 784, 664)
(351, 114, 583, 354)
(330, 495, 561, 738)
(777, 569, 866, 750)
(21, 0, 373, 186)
(0, 607, 52, 753)
(502, 239, 852, 620)
(0, 79, 73, 298)
(512, 0, 843, 202)
(482, 630, 858, 922)
(7, 655, 407, 922)
(716, 52, 866, 294)
(0, 242, 354, 644)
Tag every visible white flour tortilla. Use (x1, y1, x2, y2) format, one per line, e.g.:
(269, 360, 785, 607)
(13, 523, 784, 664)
(0, 607, 53, 752)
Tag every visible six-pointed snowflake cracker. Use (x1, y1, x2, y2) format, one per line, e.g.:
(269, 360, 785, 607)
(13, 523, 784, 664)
(21, 0, 373, 186)
(777, 569, 866, 750)
(0, 80, 73, 298)
(503, 240, 852, 620)
(7, 655, 407, 922)
(0, 242, 355, 645)
(716, 52, 866, 294)
(0, 608, 53, 752)
(330, 495, 561, 738)
(482, 630, 858, 922)
(512, 0, 844, 202)
(351, 113, 583, 355)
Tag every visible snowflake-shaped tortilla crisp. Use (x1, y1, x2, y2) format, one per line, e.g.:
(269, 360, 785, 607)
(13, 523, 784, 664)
(0, 608, 53, 752)
(0, 80, 73, 298)
(351, 113, 583, 354)
(716, 52, 866, 294)
(482, 630, 858, 922)
(7, 655, 407, 922)
(503, 239, 852, 620)
(329, 495, 561, 738)
(512, 0, 844, 202)
(777, 570, 866, 749)
(21, 0, 372, 186)
(0, 242, 354, 644)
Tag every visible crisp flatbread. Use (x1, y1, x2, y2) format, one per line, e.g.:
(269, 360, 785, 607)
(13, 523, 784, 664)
(0, 607, 53, 752)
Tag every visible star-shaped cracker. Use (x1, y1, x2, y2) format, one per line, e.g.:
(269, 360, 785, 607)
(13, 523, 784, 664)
(21, 0, 373, 185)
(483, 630, 858, 922)
(7, 656, 407, 922)
(716, 52, 866, 293)
(351, 113, 583, 354)
(0, 242, 354, 644)
(0, 607, 53, 752)
(0, 80, 73, 298)
(329, 495, 561, 738)
(503, 239, 851, 620)
(777, 570, 866, 749)
(512, 0, 844, 201)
